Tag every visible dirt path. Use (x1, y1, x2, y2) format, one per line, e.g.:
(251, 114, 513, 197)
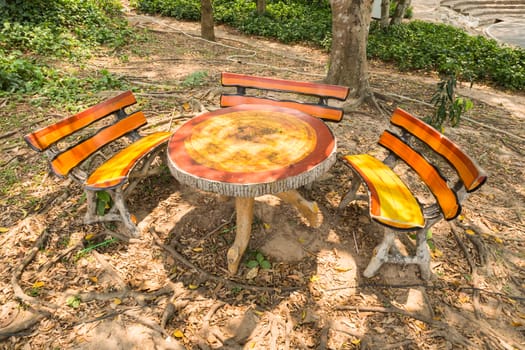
(1, 10, 524, 350)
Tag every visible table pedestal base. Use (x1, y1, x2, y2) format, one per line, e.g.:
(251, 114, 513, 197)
(227, 190, 321, 275)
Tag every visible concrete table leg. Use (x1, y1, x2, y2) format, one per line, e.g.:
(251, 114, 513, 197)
(276, 190, 321, 228)
(227, 197, 255, 275)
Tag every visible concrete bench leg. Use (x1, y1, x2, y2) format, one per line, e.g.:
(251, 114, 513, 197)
(363, 228, 433, 280)
(415, 228, 431, 280)
(363, 230, 396, 278)
(112, 188, 139, 237)
(84, 188, 139, 238)
(339, 174, 362, 209)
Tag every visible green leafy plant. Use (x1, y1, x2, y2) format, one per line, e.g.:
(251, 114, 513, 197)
(181, 71, 209, 88)
(132, 0, 201, 20)
(368, 20, 525, 90)
(66, 295, 81, 308)
(0, 0, 133, 101)
(230, 286, 243, 295)
(29, 281, 45, 297)
(428, 75, 473, 129)
(96, 191, 113, 216)
(246, 251, 271, 269)
(409, 229, 435, 250)
(425, 229, 435, 251)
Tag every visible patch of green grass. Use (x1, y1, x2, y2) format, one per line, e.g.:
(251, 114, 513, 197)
(0, 157, 49, 202)
(0, 165, 20, 196)
(75, 237, 118, 261)
(181, 70, 209, 88)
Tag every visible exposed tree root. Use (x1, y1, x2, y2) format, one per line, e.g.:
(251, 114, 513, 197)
(268, 312, 279, 350)
(454, 221, 489, 266)
(124, 309, 171, 338)
(197, 301, 225, 349)
(77, 285, 174, 304)
(335, 305, 433, 327)
(336, 305, 476, 348)
(3, 218, 56, 339)
(0, 309, 44, 341)
(161, 302, 176, 330)
(450, 222, 477, 274)
(92, 250, 128, 290)
(450, 221, 486, 319)
(37, 242, 82, 273)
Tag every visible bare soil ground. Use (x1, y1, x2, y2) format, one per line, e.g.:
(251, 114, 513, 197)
(1, 11, 524, 350)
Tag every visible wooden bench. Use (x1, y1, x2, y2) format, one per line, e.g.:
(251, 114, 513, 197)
(338, 108, 487, 280)
(220, 72, 350, 122)
(24, 91, 172, 237)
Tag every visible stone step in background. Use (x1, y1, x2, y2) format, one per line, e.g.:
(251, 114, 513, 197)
(410, 0, 525, 48)
(440, 0, 525, 25)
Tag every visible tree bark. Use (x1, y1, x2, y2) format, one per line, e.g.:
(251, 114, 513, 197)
(257, 0, 266, 15)
(390, 0, 410, 25)
(200, 0, 215, 41)
(326, 0, 374, 103)
(380, 0, 390, 29)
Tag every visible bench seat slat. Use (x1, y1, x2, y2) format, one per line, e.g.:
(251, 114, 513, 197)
(220, 95, 344, 122)
(50, 111, 147, 177)
(24, 91, 136, 152)
(340, 107, 488, 280)
(379, 131, 461, 220)
(85, 132, 171, 190)
(390, 108, 487, 192)
(342, 154, 425, 229)
(221, 72, 350, 101)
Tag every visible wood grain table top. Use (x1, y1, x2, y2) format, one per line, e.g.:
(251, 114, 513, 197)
(167, 104, 337, 197)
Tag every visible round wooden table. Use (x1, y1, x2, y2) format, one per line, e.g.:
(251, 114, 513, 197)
(167, 104, 337, 274)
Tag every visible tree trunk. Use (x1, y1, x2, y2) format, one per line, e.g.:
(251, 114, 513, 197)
(201, 0, 215, 41)
(390, 0, 410, 25)
(326, 0, 374, 103)
(257, 0, 266, 15)
(380, 0, 390, 29)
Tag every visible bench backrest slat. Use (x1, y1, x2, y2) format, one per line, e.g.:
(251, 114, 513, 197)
(220, 72, 349, 122)
(220, 95, 345, 122)
(221, 72, 350, 101)
(390, 108, 487, 192)
(378, 131, 461, 220)
(50, 111, 147, 177)
(24, 91, 137, 152)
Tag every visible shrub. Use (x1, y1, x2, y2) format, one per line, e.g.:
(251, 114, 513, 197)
(367, 20, 525, 90)
(0, 0, 132, 51)
(0, 0, 132, 99)
(132, 0, 200, 20)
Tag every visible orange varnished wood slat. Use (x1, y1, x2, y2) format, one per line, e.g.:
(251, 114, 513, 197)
(390, 108, 487, 192)
(379, 131, 461, 220)
(221, 72, 350, 101)
(50, 111, 147, 177)
(24, 91, 136, 151)
(220, 95, 344, 122)
(85, 132, 171, 190)
(343, 154, 425, 229)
